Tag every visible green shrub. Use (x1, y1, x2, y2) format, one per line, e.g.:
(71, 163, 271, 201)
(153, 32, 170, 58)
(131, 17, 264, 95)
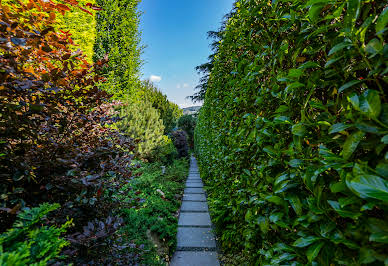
(195, 0, 388, 264)
(152, 136, 179, 165)
(171, 130, 189, 158)
(117, 101, 165, 160)
(0, 203, 71, 265)
(177, 114, 197, 148)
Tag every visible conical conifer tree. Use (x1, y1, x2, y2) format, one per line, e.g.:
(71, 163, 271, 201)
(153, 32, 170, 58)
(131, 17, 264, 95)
(118, 101, 165, 160)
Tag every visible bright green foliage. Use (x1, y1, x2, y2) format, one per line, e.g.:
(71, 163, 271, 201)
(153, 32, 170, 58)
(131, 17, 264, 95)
(195, 0, 388, 264)
(117, 101, 165, 160)
(139, 80, 183, 134)
(93, 0, 143, 97)
(114, 158, 189, 265)
(0, 203, 71, 265)
(59, 0, 96, 62)
(177, 114, 196, 148)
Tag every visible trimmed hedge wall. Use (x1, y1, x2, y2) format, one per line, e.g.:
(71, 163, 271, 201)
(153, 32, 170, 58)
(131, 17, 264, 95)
(195, 0, 388, 264)
(93, 0, 142, 97)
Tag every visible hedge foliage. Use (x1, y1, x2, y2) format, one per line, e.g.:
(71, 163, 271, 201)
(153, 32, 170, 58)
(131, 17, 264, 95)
(60, 0, 97, 62)
(93, 0, 143, 97)
(195, 0, 388, 264)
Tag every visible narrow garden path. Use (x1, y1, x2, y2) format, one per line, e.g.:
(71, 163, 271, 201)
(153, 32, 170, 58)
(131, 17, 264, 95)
(171, 157, 220, 266)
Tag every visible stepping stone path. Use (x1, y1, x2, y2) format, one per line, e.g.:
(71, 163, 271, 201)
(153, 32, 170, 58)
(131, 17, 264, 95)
(171, 157, 220, 266)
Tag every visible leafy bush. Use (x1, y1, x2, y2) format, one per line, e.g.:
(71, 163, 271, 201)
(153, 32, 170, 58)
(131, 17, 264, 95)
(152, 136, 179, 165)
(0, 1, 138, 263)
(117, 100, 165, 160)
(0, 203, 71, 265)
(177, 114, 197, 148)
(171, 130, 189, 158)
(195, 0, 388, 264)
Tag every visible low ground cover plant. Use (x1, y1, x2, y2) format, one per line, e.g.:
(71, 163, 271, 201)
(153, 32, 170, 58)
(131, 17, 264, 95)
(113, 158, 189, 265)
(196, 0, 388, 264)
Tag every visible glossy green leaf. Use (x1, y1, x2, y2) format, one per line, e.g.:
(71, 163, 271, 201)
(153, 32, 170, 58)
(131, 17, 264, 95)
(328, 42, 353, 56)
(265, 195, 285, 205)
(338, 80, 362, 93)
(309, 4, 325, 22)
(347, 174, 388, 202)
(348, 93, 360, 110)
(285, 82, 305, 91)
(292, 123, 306, 137)
(376, 162, 388, 178)
(306, 241, 325, 262)
(329, 123, 352, 134)
(341, 131, 365, 160)
(293, 236, 321, 247)
(288, 195, 302, 215)
(376, 7, 388, 35)
(369, 232, 388, 243)
(359, 90, 381, 119)
(345, 0, 361, 29)
(328, 200, 361, 218)
(288, 69, 303, 78)
(365, 38, 383, 55)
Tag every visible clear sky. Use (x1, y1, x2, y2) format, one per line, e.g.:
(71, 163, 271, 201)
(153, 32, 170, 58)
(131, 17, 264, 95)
(138, 0, 235, 108)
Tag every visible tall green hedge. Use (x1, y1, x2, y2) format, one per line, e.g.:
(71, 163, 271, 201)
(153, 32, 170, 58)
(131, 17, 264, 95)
(94, 0, 143, 97)
(195, 0, 388, 264)
(60, 0, 96, 62)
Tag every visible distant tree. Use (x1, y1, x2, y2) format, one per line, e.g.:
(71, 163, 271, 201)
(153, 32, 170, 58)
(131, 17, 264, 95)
(189, 9, 235, 103)
(139, 80, 182, 134)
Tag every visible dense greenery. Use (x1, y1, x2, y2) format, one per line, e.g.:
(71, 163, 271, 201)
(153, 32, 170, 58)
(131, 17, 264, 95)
(93, 0, 143, 97)
(196, 0, 388, 264)
(0, 0, 189, 264)
(177, 114, 197, 148)
(60, 0, 97, 62)
(114, 158, 189, 265)
(140, 80, 183, 134)
(117, 100, 166, 160)
(0, 204, 71, 265)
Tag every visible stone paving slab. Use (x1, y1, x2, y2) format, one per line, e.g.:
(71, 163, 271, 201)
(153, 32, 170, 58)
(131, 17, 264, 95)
(185, 183, 203, 188)
(171, 251, 219, 266)
(186, 179, 202, 182)
(183, 194, 207, 201)
(181, 201, 208, 212)
(184, 187, 204, 194)
(186, 179, 203, 184)
(178, 212, 211, 226)
(177, 227, 216, 248)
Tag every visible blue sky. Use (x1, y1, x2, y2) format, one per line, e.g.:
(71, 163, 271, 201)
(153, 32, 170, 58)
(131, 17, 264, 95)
(138, 0, 235, 108)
